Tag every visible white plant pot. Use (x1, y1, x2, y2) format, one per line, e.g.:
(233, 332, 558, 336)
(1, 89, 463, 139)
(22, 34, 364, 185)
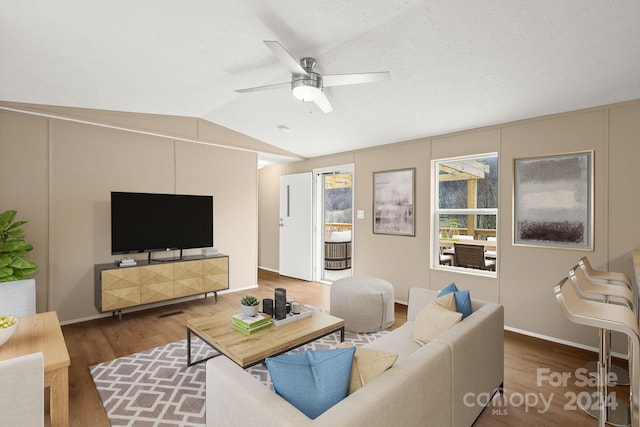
(0, 278, 36, 317)
(240, 304, 258, 317)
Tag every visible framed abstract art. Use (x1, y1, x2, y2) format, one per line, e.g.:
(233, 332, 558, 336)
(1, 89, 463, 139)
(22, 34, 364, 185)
(513, 151, 593, 250)
(373, 168, 415, 236)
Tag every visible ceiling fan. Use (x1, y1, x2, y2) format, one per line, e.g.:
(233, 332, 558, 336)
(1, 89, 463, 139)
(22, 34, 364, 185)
(235, 41, 390, 113)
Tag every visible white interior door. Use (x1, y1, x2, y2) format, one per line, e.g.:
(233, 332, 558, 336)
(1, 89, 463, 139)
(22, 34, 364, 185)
(279, 172, 313, 280)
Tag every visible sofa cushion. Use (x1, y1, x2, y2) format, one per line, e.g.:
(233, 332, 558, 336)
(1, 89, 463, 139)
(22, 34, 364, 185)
(329, 230, 352, 242)
(265, 347, 355, 419)
(335, 344, 398, 394)
(363, 322, 421, 362)
(413, 293, 462, 346)
(439, 282, 473, 319)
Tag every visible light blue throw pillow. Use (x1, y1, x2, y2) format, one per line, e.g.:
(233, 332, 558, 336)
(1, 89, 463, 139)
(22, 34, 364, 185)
(439, 282, 473, 319)
(265, 347, 356, 419)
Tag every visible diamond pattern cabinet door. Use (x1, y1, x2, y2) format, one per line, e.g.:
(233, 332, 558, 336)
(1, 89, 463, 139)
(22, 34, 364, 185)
(101, 267, 141, 311)
(174, 260, 203, 297)
(140, 263, 174, 304)
(95, 255, 229, 314)
(203, 257, 229, 292)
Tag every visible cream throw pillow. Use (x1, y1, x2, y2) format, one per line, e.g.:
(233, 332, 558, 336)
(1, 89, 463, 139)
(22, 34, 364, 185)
(413, 293, 462, 346)
(335, 344, 398, 394)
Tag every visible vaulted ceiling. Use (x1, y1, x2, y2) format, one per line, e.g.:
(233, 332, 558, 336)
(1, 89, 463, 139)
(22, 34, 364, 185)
(2, 1, 639, 162)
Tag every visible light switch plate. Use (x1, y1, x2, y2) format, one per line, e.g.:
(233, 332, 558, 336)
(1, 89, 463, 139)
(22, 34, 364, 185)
(357, 210, 365, 219)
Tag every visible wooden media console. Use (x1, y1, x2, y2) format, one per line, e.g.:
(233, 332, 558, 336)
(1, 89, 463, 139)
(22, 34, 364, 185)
(94, 254, 229, 319)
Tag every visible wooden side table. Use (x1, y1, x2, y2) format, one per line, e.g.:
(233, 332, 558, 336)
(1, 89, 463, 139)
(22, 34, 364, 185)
(0, 311, 71, 427)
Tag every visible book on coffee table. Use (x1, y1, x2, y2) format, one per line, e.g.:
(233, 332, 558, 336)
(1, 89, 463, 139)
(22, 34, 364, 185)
(231, 320, 272, 335)
(232, 312, 271, 328)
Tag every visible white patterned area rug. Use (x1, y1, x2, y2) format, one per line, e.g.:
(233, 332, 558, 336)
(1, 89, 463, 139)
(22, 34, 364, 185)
(90, 330, 388, 427)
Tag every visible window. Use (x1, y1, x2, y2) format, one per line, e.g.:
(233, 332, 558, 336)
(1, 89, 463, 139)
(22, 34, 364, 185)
(434, 154, 498, 273)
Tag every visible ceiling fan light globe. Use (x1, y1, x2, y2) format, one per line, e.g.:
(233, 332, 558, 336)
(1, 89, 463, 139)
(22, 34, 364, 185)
(292, 84, 321, 102)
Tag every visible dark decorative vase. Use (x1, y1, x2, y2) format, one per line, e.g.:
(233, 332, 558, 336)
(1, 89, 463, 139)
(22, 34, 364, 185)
(274, 288, 287, 320)
(262, 298, 274, 316)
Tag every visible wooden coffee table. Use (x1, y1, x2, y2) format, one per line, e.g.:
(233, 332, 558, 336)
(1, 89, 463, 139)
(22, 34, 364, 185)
(186, 309, 344, 368)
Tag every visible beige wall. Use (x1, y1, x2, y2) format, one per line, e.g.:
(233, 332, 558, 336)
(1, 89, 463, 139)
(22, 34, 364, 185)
(3, 99, 639, 346)
(0, 111, 50, 311)
(352, 141, 430, 302)
(258, 100, 640, 350)
(0, 108, 259, 322)
(0, 101, 303, 159)
(257, 164, 286, 270)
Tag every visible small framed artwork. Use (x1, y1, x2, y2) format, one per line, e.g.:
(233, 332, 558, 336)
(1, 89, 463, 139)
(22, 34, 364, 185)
(373, 168, 415, 236)
(513, 150, 593, 250)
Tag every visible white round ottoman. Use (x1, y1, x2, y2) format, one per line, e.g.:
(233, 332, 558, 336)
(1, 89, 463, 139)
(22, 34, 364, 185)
(330, 276, 395, 333)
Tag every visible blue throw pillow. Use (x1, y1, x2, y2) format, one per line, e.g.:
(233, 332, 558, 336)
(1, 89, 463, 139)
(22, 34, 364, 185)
(265, 347, 355, 419)
(439, 282, 473, 319)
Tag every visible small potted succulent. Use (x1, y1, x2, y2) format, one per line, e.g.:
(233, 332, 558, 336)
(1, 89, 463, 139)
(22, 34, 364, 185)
(240, 295, 259, 317)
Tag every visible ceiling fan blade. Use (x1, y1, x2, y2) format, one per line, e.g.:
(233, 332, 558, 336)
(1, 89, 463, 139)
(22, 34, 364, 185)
(235, 82, 290, 94)
(314, 92, 333, 113)
(264, 40, 309, 77)
(323, 71, 390, 88)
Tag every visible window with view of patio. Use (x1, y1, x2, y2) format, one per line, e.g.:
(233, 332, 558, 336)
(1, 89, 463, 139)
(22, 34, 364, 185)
(434, 154, 498, 273)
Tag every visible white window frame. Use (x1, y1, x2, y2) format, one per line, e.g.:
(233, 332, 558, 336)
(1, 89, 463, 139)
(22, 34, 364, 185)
(433, 154, 498, 275)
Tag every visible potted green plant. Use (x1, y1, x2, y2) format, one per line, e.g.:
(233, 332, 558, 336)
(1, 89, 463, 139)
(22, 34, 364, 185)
(0, 210, 39, 316)
(0, 210, 39, 282)
(240, 295, 259, 317)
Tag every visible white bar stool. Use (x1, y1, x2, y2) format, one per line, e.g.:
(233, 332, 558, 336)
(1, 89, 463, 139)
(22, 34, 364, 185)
(569, 265, 634, 426)
(578, 257, 637, 387)
(579, 257, 638, 322)
(569, 264, 638, 385)
(555, 277, 640, 427)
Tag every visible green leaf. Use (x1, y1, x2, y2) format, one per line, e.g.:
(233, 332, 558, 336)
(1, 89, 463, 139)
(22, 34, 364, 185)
(2, 236, 22, 243)
(17, 266, 38, 276)
(7, 221, 27, 231)
(10, 256, 38, 270)
(6, 228, 26, 236)
(1, 240, 33, 253)
(0, 266, 13, 279)
(0, 210, 17, 230)
(0, 210, 38, 280)
(0, 255, 10, 267)
(16, 241, 33, 252)
(13, 270, 33, 280)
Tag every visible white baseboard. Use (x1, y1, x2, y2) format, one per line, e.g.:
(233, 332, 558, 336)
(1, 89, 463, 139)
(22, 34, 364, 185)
(223, 285, 259, 294)
(504, 325, 628, 360)
(258, 266, 278, 273)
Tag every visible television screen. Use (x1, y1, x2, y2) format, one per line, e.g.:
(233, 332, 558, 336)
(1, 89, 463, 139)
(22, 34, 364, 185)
(111, 191, 213, 254)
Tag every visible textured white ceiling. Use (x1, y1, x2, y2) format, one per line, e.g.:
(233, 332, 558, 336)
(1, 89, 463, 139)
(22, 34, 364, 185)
(2, 0, 639, 161)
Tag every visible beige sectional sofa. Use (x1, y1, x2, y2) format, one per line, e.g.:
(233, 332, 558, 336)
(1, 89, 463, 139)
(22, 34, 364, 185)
(206, 287, 504, 427)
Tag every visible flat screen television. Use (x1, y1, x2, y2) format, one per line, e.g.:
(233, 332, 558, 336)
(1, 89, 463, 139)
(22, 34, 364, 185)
(111, 191, 213, 255)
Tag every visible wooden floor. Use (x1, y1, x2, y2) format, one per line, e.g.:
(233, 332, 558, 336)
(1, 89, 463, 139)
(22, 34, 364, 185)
(60, 270, 617, 426)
